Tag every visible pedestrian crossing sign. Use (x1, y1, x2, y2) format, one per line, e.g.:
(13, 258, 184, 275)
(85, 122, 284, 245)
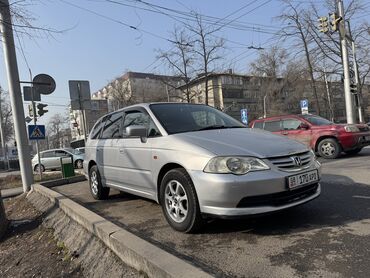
(28, 125, 45, 140)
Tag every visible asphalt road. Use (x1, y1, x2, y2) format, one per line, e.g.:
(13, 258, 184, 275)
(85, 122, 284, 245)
(52, 149, 370, 278)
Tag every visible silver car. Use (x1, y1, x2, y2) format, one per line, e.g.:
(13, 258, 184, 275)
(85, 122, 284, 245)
(32, 148, 85, 172)
(84, 103, 321, 232)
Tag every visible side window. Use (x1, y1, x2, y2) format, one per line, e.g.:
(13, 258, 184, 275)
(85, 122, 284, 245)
(101, 112, 124, 139)
(90, 117, 106, 139)
(41, 151, 53, 158)
(123, 111, 160, 137)
(264, 120, 281, 132)
(55, 150, 68, 157)
(282, 119, 302, 130)
(253, 121, 263, 129)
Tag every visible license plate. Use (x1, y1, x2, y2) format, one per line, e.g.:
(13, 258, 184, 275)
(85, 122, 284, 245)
(288, 170, 318, 189)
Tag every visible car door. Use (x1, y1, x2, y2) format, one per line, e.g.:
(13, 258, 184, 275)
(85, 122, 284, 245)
(110, 109, 159, 197)
(54, 150, 71, 169)
(281, 118, 312, 146)
(98, 111, 124, 185)
(40, 151, 56, 170)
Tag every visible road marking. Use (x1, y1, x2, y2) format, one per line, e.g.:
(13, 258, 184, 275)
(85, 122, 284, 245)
(353, 195, 370, 200)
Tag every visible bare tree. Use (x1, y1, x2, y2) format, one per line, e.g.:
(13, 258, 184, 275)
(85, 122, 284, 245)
(186, 13, 225, 105)
(157, 27, 194, 102)
(47, 113, 68, 148)
(277, 0, 321, 114)
(250, 47, 288, 78)
(0, 87, 13, 143)
(109, 78, 134, 110)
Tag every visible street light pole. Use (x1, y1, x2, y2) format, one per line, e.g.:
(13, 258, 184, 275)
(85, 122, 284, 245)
(0, 0, 33, 192)
(338, 0, 355, 124)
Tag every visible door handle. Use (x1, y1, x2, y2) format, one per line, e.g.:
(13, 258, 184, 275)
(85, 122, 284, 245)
(119, 148, 125, 154)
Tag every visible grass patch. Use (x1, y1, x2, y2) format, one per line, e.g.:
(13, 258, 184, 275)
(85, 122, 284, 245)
(0, 171, 82, 190)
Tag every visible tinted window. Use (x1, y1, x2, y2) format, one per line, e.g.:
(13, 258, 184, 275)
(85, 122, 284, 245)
(253, 121, 263, 129)
(55, 150, 68, 157)
(41, 151, 54, 158)
(282, 119, 302, 130)
(150, 104, 244, 134)
(90, 117, 106, 139)
(301, 115, 332, 126)
(101, 112, 124, 139)
(264, 120, 281, 132)
(123, 111, 160, 137)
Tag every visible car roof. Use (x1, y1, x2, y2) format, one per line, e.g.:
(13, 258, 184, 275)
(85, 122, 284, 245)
(254, 114, 318, 122)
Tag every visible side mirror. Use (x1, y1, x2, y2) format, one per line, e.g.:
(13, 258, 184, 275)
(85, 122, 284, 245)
(299, 123, 309, 130)
(125, 125, 148, 142)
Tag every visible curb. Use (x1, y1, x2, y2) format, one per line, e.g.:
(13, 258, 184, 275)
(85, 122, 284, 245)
(1, 187, 23, 198)
(40, 175, 86, 187)
(31, 183, 212, 278)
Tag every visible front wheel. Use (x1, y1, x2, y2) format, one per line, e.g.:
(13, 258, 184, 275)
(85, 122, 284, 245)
(160, 168, 204, 233)
(89, 165, 110, 200)
(318, 138, 341, 159)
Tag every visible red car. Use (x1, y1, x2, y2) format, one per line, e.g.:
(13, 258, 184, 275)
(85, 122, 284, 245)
(250, 114, 370, 159)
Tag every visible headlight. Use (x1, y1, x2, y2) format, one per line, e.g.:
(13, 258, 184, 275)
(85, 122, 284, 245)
(204, 156, 270, 175)
(344, 125, 359, 132)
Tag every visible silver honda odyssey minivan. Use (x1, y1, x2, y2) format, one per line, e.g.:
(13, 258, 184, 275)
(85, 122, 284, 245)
(84, 103, 321, 232)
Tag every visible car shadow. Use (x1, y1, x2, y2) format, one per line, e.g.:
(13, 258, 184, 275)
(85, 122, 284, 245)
(198, 174, 370, 235)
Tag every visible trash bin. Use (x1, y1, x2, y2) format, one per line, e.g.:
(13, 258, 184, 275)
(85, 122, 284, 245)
(60, 156, 75, 178)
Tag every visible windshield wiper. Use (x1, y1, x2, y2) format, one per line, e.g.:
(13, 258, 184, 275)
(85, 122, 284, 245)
(197, 125, 245, 131)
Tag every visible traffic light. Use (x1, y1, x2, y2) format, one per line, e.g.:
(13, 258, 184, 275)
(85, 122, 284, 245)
(318, 16, 329, 33)
(329, 13, 342, 32)
(28, 103, 34, 117)
(350, 84, 358, 94)
(37, 103, 48, 117)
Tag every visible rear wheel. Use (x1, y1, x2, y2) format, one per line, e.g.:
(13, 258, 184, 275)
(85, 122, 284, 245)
(345, 148, 362, 155)
(75, 159, 83, 169)
(89, 165, 110, 200)
(318, 138, 341, 159)
(160, 168, 204, 233)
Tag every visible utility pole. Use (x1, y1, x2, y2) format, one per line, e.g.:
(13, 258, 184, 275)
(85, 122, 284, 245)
(337, 0, 355, 124)
(0, 0, 33, 192)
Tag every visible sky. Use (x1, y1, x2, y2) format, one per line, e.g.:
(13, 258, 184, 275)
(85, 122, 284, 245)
(1, 0, 369, 125)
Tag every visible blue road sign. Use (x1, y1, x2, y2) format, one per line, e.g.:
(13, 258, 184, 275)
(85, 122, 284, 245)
(300, 99, 308, 109)
(240, 108, 248, 125)
(28, 125, 45, 140)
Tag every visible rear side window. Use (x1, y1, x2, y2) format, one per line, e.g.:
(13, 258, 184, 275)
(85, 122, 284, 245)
(253, 121, 263, 129)
(101, 112, 124, 139)
(282, 119, 302, 130)
(264, 120, 281, 132)
(90, 116, 107, 139)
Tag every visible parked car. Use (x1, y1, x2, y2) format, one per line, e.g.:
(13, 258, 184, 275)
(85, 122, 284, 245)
(250, 114, 370, 159)
(32, 148, 85, 172)
(84, 103, 321, 233)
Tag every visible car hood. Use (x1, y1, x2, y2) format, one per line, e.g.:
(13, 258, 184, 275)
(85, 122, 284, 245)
(174, 128, 308, 158)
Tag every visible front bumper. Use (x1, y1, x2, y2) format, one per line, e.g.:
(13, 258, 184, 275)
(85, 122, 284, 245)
(339, 132, 370, 150)
(189, 163, 321, 217)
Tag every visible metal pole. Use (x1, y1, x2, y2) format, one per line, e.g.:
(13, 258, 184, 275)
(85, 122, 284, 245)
(323, 71, 334, 122)
(0, 91, 9, 170)
(338, 0, 355, 124)
(29, 69, 42, 180)
(263, 95, 267, 118)
(77, 82, 87, 142)
(0, 0, 33, 192)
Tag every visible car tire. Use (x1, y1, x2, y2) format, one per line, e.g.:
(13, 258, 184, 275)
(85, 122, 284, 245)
(89, 165, 110, 200)
(160, 168, 204, 233)
(318, 138, 341, 159)
(345, 148, 362, 155)
(34, 164, 45, 173)
(75, 159, 83, 169)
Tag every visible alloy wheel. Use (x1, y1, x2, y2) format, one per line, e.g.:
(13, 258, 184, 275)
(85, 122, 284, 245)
(164, 180, 188, 223)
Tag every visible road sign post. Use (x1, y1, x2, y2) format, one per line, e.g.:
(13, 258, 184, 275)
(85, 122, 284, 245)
(300, 99, 309, 115)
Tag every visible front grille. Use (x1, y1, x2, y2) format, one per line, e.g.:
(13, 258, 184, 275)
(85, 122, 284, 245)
(268, 151, 312, 172)
(236, 183, 319, 208)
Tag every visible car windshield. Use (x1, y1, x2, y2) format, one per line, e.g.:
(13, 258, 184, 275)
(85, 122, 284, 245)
(301, 115, 333, 126)
(64, 148, 82, 155)
(150, 103, 245, 134)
